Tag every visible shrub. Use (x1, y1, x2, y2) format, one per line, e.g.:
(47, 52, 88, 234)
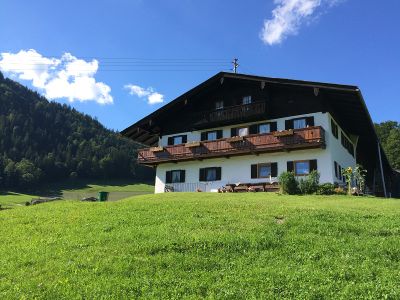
(278, 171, 298, 194)
(317, 183, 335, 195)
(353, 164, 367, 193)
(334, 187, 346, 195)
(298, 170, 320, 195)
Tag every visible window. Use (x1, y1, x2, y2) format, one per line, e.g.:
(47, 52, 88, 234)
(232, 127, 249, 137)
(166, 170, 185, 183)
(249, 122, 277, 134)
(285, 117, 314, 130)
(173, 136, 182, 145)
(201, 130, 222, 141)
(242, 95, 252, 105)
(207, 131, 217, 140)
(167, 135, 187, 145)
(259, 164, 271, 177)
(199, 167, 221, 182)
(341, 131, 354, 156)
(206, 168, 216, 181)
(238, 127, 248, 136)
(295, 161, 310, 175)
(259, 123, 270, 134)
(293, 118, 307, 129)
(287, 160, 317, 176)
(334, 161, 338, 178)
(331, 119, 338, 139)
(172, 171, 181, 183)
(251, 163, 278, 178)
(215, 101, 224, 110)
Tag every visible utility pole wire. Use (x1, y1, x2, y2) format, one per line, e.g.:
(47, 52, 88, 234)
(232, 58, 239, 74)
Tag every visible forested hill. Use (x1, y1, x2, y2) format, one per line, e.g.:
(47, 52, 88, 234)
(374, 121, 400, 170)
(0, 71, 153, 189)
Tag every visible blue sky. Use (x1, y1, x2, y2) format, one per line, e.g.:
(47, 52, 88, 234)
(0, 0, 399, 131)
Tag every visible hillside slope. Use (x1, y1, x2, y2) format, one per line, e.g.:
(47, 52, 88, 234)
(1, 193, 399, 299)
(0, 71, 153, 189)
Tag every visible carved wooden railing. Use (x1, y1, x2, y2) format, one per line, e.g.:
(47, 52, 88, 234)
(138, 126, 325, 164)
(196, 102, 266, 124)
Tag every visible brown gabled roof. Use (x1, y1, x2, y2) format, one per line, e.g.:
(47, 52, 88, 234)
(121, 72, 393, 175)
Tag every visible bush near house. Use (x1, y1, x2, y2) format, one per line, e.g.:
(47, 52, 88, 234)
(278, 171, 298, 194)
(298, 170, 320, 195)
(317, 183, 336, 195)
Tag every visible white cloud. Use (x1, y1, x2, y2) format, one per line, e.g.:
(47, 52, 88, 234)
(0, 49, 113, 104)
(260, 0, 342, 45)
(124, 84, 164, 105)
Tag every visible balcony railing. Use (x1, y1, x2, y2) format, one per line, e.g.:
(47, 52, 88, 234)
(196, 102, 266, 124)
(138, 126, 325, 165)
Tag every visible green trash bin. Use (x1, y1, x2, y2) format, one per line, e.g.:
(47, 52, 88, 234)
(98, 191, 109, 202)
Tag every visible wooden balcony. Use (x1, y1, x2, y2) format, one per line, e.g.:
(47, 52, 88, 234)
(138, 126, 325, 165)
(196, 102, 266, 125)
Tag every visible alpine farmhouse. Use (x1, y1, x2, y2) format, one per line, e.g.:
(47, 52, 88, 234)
(122, 72, 396, 197)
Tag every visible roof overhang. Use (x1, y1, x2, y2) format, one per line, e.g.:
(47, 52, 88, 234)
(120, 72, 393, 174)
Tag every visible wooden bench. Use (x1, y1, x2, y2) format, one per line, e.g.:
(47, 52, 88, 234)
(225, 182, 279, 193)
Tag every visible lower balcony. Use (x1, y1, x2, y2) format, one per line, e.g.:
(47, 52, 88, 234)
(138, 126, 326, 165)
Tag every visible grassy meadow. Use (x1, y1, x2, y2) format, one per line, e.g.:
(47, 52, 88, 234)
(1, 193, 400, 299)
(0, 179, 154, 207)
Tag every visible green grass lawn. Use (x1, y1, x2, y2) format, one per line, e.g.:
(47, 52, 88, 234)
(1, 193, 400, 299)
(0, 192, 37, 207)
(0, 179, 154, 207)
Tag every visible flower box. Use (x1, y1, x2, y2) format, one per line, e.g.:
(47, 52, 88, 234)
(227, 136, 244, 142)
(273, 129, 294, 137)
(150, 146, 164, 152)
(185, 141, 201, 148)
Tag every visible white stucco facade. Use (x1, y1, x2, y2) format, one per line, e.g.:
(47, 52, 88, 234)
(153, 112, 357, 193)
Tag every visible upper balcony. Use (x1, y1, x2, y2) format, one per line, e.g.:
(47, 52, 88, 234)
(195, 102, 266, 126)
(137, 126, 326, 165)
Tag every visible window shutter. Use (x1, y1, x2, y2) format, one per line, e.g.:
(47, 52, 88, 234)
(201, 132, 207, 141)
(306, 117, 315, 127)
(231, 128, 237, 137)
(287, 161, 294, 172)
(310, 159, 318, 171)
(180, 170, 185, 183)
(182, 135, 187, 143)
(216, 130, 223, 139)
(199, 168, 206, 181)
(167, 137, 173, 145)
(215, 167, 222, 180)
(270, 122, 277, 132)
(251, 164, 258, 178)
(271, 162, 278, 177)
(249, 124, 258, 134)
(166, 171, 172, 183)
(285, 120, 293, 130)
(334, 161, 338, 178)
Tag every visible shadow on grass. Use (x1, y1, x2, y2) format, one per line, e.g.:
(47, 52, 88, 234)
(15, 178, 154, 198)
(0, 191, 21, 196)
